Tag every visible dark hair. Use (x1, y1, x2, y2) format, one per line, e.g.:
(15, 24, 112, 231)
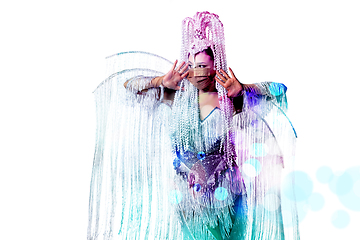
(199, 47, 214, 61)
(188, 46, 215, 62)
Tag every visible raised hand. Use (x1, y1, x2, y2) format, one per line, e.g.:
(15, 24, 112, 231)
(162, 60, 189, 90)
(215, 68, 243, 97)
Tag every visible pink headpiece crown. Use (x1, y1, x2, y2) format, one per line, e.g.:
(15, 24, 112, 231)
(175, 12, 233, 169)
(181, 11, 226, 71)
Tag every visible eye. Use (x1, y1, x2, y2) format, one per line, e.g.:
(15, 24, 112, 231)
(199, 65, 206, 68)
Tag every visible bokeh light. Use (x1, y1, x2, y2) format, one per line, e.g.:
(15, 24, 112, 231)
(263, 193, 281, 211)
(353, 180, 360, 198)
(329, 171, 353, 196)
(214, 187, 228, 201)
(250, 143, 268, 157)
(283, 171, 313, 202)
(242, 158, 262, 178)
(335, 166, 360, 212)
(308, 192, 325, 211)
(331, 210, 350, 229)
(316, 166, 334, 184)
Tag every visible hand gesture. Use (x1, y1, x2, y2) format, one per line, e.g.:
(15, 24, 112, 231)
(215, 68, 243, 97)
(162, 60, 189, 90)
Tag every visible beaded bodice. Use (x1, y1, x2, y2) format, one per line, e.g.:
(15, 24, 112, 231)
(199, 107, 223, 153)
(173, 107, 228, 182)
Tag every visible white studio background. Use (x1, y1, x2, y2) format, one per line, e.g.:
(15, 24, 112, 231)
(0, 0, 359, 239)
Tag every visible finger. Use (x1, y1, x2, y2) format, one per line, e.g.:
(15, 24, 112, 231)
(176, 61, 186, 72)
(215, 76, 226, 87)
(223, 79, 232, 88)
(179, 63, 189, 74)
(216, 71, 227, 82)
(181, 70, 189, 78)
(228, 67, 237, 79)
(171, 60, 178, 71)
(220, 69, 231, 79)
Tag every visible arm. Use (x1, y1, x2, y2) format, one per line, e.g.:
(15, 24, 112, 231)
(123, 76, 163, 93)
(215, 68, 246, 114)
(124, 60, 189, 103)
(215, 68, 287, 114)
(215, 68, 268, 98)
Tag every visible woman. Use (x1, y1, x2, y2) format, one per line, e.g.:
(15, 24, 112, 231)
(125, 46, 249, 239)
(88, 11, 299, 240)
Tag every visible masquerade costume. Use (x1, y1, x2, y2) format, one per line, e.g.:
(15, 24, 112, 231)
(88, 12, 299, 240)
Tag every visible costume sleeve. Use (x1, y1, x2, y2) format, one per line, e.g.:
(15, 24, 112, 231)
(124, 75, 166, 108)
(242, 82, 288, 113)
(125, 75, 155, 93)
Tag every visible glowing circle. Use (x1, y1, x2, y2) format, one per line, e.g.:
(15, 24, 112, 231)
(336, 166, 360, 211)
(283, 171, 313, 202)
(331, 210, 350, 229)
(308, 192, 325, 211)
(263, 193, 281, 211)
(242, 158, 262, 178)
(316, 166, 334, 184)
(329, 171, 353, 196)
(168, 190, 183, 204)
(250, 143, 268, 157)
(214, 187, 228, 201)
(353, 180, 360, 198)
(282, 196, 309, 227)
(242, 164, 256, 178)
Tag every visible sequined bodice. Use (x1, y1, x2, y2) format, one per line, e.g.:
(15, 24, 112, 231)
(199, 107, 223, 152)
(174, 107, 227, 179)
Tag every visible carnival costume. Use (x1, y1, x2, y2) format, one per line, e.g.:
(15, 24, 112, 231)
(88, 12, 300, 240)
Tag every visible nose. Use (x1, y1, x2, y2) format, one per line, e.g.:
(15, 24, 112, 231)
(188, 68, 215, 78)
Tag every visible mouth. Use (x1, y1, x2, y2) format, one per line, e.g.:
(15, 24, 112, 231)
(195, 77, 209, 83)
(188, 76, 215, 90)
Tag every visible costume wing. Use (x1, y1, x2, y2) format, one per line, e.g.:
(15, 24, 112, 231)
(233, 82, 300, 240)
(88, 52, 183, 239)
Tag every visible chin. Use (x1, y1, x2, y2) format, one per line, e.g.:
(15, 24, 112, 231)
(192, 79, 214, 91)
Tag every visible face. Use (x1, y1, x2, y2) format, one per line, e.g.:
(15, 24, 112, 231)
(188, 51, 216, 91)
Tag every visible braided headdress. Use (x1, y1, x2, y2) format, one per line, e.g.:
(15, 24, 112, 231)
(180, 11, 227, 71)
(173, 11, 235, 167)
